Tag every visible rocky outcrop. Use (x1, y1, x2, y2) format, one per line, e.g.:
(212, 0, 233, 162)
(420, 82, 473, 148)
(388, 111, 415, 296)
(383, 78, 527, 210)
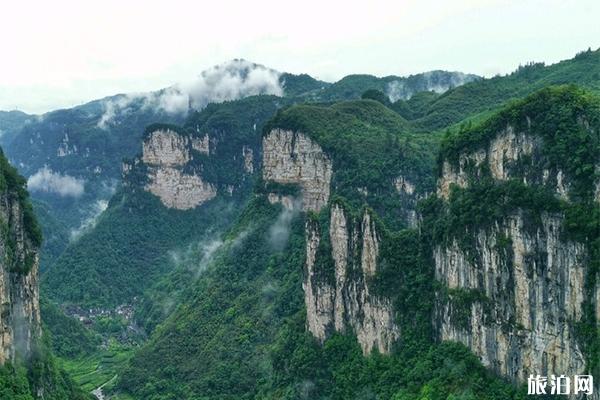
(142, 129, 191, 166)
(0, 192, 41, 364)
(394, 175, 415, 196)
(437, 124, 571, 200)
(434, 212, 588, 381)
(140, 129, 217, 210)
(57, 133, 77, 157)
(303, 204, 400, 354)
(242, 146, 254, 173)
(145, 167, 217, 210)
(433, 120, 600, 386)
(262, 129, 332, 212)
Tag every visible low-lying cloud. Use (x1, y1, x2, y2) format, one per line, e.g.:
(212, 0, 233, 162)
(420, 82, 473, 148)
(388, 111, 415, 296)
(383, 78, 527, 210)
(70, 199, 109, 240)
(97, 59, 283, 129)
(27, 166, 85, 197)
(268, 198, 301, 251)
(386, 71, 478, 102)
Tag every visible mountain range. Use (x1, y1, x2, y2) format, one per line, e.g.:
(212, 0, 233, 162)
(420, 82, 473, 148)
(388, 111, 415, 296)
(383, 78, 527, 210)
(0, 48, 598, 399)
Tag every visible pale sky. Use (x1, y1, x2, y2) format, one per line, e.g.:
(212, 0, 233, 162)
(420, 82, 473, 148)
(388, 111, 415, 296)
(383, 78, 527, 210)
(1, 0, 599, 114)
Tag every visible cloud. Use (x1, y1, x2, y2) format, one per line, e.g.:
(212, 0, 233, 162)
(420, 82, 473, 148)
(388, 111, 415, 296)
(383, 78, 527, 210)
(97, 59, 283, 129)
(385, 71, 477, 102)
(27, 166, 85, 197)
(70, 199, 109, 240)
(97, 95, 133, 129)
(268, 198, 301, 251)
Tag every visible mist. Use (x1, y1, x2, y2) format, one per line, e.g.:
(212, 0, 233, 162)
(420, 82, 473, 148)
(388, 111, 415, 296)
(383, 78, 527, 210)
(97, 59, 283, 129)
(27, 166, 85, 197)
(268, 198, 301, 251)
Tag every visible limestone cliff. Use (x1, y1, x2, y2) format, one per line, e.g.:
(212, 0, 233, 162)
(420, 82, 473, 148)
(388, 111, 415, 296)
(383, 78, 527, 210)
(437, 124, 572, 201)
(124, 126, 262, 210)
(433, 119, 598, 384)
(434, 212, 587, 381)
(139, 129, 217, 210)
(0, 179, 41, 364)
(304, 204, 400, 354)
(262, 129, 332, 212)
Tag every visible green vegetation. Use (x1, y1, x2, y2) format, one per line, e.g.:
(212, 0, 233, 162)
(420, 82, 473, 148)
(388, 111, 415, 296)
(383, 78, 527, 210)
(41, 298, 100, 358)
(265, 99, 437, 227)
(25, 49, 600, 399)
(43, 189, 243, 307)
(58, 341, 134, 393)
(413, 49, 600, 130)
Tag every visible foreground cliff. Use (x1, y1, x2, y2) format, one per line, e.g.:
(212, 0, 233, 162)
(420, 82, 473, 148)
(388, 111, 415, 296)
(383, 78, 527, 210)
(429, 86, 600, 384)
(0, 151, 88, 399)
(0, 153, 41, 364)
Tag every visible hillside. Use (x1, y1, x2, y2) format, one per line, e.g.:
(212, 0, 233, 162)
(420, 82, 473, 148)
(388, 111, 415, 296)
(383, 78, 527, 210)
(411, 48, 600, 130)
(42, 95, 282, 308)
(114, 86, 600, 399)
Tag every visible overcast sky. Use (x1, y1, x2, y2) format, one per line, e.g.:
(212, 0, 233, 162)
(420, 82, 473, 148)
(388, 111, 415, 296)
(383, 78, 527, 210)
(1, 0, 599, 114)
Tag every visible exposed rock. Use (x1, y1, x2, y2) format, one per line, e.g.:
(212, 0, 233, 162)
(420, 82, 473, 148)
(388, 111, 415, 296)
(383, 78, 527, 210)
(142, 129, 190, 167)
(437, 124, 574, 201)
(57, 133, 77, 157)
(262, 129, 332, 212)
(145, 167, 216, 210)
(191, 134, 210, 155)
(488, 127, 537, 181)
(303, 204, 400, 354)
(303, 220, 334, 342)
(267, 193, 295, 211)
(242, 146, 254, 173)
(434, 212, 589, 381)
(0, 194, 41, 364)
(394, 175, 415, 195)
(140, 129, 217, 210)
(437, 159, 470, 199)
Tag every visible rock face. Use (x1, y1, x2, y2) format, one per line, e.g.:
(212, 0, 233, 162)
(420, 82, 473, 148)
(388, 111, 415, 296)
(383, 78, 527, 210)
(303, 204, 400, 354)
(434, 212, 587, 381)
(437, 124, 570, 200)
(434, 123, 597, 384)
(140, 129, 217, 210)
(0, 191, 41, 364)
(262, 129, 332, 212)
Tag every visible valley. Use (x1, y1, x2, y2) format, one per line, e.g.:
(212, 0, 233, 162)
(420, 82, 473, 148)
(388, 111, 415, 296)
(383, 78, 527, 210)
(0, 48, 598, 399)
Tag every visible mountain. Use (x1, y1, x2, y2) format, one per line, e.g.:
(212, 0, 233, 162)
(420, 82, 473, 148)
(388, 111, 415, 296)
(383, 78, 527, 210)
(0, 110, 32, 146)
(0, 61, 475, 275)
(410, 48, 600, 130)
(43, 95, 283, 308)
(316, 70, 480, 102)
(115, 85, 599, 400)
(10, 48, 600, 399)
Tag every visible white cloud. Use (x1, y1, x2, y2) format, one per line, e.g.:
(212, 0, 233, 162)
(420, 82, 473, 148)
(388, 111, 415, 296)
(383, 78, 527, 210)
(27, 167, 85, 197)
(268, 198, 301, 251)
(97, 59, 282, 129)
(385, 71, 478, 102)
(1, 1, 599, 113)
(70, 199, 109, 240)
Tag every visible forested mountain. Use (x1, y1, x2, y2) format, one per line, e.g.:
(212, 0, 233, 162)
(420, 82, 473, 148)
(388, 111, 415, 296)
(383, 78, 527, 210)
(114, 84, 599, 400)
(1, 48, 599, 400)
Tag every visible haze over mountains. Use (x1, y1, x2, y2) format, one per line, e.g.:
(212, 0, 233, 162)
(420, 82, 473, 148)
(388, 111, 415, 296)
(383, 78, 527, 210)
(0, 48, 599, 399)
